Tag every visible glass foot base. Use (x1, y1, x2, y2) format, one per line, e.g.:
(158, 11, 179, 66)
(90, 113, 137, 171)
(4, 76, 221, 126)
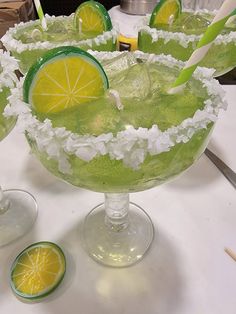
(0, 189, 38, 247)
(83, 202, 154, 267)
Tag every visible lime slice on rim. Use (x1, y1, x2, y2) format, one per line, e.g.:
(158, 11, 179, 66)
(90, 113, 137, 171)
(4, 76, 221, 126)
(23, 46, 109, 114)
(10, 241, 66, 300)
(149, 0, 182, 27)
(74, 0, 112, 34)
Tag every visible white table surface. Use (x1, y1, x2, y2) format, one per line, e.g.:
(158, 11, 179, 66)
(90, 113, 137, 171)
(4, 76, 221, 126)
(0, 85, 236, 314)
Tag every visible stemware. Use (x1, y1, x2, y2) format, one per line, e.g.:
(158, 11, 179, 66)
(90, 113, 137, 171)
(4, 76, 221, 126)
(0, 50, 37, 247)
(138, 1, 236, 77)
(1, 14, 117, 74)
(6, 50, 226, 266)
(183, 0, 224, 10)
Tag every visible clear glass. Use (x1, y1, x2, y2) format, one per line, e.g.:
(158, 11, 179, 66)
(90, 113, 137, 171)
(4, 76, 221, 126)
(83, 193, 154, 267)
(183, 0, 224, 10)
(1, 15, 117, 74)
(0, 90, 38, 247)
(10, 51, 224, 266)
(138, 1, 236, 77)
(0, 187, 37, 247)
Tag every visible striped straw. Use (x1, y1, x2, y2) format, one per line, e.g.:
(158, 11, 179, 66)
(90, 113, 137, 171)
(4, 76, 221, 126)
(169, 0, 236, 94)
(226, 7, 236, 25)
(34, 0, 47, 30)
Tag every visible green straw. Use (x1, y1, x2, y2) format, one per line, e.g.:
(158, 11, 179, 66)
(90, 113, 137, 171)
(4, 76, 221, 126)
(169, 0, 236, 94)
(33, 0, 47, 30)
(226, 7, 236, 25)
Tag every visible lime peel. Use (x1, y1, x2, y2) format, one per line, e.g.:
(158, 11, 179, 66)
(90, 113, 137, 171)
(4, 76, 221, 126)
(10, 241, 66, 300)
(74, 0, 112, 34)
(23, 46, 109, 114)
(149, 0, 182, 27)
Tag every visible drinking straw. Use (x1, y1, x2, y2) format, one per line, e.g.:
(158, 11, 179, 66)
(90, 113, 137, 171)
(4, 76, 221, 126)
(226, 8, 236, 25)
(169, 0, 236, 94)
(33, 0, 47, 30)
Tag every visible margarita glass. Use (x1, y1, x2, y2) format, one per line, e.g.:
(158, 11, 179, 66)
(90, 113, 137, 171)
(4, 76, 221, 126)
(138, 8, 236, 77)
(1, 12, 117, 74)
(0, 50, 37, 247)
(184, 0, 224, 10)
(0, 55, 16, 141)
(7, 49, 225, 267)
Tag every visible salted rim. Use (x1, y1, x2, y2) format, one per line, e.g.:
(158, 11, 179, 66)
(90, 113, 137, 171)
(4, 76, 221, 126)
(1, 14, 118, 54)
(138, 9, 236, 47)
(4, 51, 227, 174)
(0, 50, 19, 91)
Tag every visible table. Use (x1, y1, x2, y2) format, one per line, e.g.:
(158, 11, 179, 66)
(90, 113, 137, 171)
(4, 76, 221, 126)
(0, 85, 236, 314)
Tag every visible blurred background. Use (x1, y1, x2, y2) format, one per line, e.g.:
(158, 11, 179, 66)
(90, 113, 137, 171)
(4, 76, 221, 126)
(0, 0, 235, 83)
(39, 0, 226, 15)
(40, 0, 121, 15)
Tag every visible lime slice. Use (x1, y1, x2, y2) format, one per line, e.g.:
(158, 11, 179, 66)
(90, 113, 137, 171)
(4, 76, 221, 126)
(149, 0, 182, 27)
(23, 46, 109, 114)
(74, 0, 112, 34)
(10, 241, 66, 300)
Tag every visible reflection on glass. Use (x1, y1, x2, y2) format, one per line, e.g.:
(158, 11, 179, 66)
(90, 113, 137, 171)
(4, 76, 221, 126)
(0, 50, 37, 247)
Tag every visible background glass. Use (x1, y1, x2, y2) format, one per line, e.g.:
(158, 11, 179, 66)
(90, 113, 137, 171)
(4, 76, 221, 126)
(183, 0, 224, 10)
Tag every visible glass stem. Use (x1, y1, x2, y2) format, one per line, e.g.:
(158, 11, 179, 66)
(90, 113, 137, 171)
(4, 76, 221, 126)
(0, 186, 10, 214)
(104, 193, 130, 232)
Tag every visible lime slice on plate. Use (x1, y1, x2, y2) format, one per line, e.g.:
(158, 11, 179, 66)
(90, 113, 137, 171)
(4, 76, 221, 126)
(23, 46, 109, 114)
(149, 0, 182, 27)
(10, 241, 66, 300)
(74, 0, 112, 34)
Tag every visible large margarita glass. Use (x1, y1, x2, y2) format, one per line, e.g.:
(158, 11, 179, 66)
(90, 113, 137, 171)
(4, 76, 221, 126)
(7, 49, 225, 267)
(0, 50, 37, 247)
(0, 53, 16, 141)
(138, 6, 236, 77)
(1, 2, 117, 74)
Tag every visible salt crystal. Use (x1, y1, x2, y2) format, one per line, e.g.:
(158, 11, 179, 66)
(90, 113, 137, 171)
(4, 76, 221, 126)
(75, 146, 97, 162)
(5, 52, 226, 172)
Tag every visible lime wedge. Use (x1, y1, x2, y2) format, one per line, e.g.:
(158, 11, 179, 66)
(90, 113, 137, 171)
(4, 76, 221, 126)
(149, 0, 182, 27)
(74, 0, 112, 34)
(23, 46, 109, 114)
(10, 241, 66, 300)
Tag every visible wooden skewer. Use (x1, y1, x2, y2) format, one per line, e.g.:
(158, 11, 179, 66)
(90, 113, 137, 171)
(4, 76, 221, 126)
(225, 247, 236, 262)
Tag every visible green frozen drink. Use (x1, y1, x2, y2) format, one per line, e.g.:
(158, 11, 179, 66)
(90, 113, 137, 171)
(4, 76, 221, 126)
(138, 0, 236, 76)
(6, 48, 226, 192)
(0, 50, 18, 141)
(1, 1, 117, 74)
(5, 46, 226, 267)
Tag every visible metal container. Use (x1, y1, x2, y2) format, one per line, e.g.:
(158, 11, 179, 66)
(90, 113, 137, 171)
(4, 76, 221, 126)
(120, 0, 158, 15)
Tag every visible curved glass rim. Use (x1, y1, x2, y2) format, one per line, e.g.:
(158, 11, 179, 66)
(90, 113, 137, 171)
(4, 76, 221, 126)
(1, 14, 118, 54)
(5, 51, 226, 173)
(0, 50, 19, 90)
(138, 8, 236, 46)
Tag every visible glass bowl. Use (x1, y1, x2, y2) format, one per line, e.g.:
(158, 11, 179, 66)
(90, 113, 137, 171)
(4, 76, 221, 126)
(0, 50, 17, 140)
(0, 50, 37, 247)
(138, 9, 236, 77)
(1, 14, 118, 74)
(6, 51, 226, 266)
